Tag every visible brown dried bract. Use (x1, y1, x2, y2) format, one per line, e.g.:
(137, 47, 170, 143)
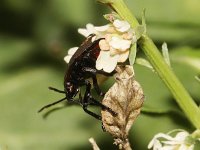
(101, 65, 144, 150)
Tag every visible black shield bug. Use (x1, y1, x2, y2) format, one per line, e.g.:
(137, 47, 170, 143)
(38, 34, 116, 120)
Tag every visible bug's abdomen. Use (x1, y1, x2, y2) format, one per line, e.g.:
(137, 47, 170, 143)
(65, 37, 102, 84)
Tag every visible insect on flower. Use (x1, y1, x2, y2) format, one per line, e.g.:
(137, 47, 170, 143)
(38, 34, 117, 120)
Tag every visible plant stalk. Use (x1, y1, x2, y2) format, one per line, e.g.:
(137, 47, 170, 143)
(99, 0, 200, 129)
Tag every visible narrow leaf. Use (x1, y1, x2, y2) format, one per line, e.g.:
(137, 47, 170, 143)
(142, 8, 147, 34)
(195, 75, 200, 83)
(162, 42, 171, 66)
(142, 106, 177, 114)
(135, 25, 145, 40)
(135, 58, 154, 72)
(170, 47, 200, 72)
(129, 43, 137, 65)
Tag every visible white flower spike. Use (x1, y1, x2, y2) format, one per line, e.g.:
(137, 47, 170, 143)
(65, 17, 137, 73)
(148, 130, 197, 150)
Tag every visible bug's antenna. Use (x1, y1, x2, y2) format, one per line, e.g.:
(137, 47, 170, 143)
(38, 97, 67, 113)
(48, 87, 66, 94)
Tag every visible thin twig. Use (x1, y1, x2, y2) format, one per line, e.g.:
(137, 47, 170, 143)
(89, 137, 100, 150)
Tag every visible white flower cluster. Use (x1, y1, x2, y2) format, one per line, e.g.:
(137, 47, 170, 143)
(64, 19, 136, 73)
(148, 130, 198, 150)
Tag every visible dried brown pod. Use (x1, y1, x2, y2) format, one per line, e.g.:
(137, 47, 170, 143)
(101, 65, 144, 150)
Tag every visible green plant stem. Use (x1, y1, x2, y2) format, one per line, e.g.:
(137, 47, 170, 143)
(99, 0, 200, 129)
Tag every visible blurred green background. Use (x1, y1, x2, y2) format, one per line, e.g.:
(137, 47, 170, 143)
(0, 0, 200, 149)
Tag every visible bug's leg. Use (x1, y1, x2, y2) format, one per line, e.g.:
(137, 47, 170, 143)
(82, 67, 116, 96)
(88, 95, 117, 116)
(79, 89, 82, 101)
(83, 81, 117, 119)
(82, 105, 102, 120)
(80, 81, 102, 120)
(82, 67, 104, 96)
(48, 86, 65, 94)
(92, 76, 105, 96)
(38, 97, 67, 113)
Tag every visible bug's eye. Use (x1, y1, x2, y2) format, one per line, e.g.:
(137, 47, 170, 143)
(67, 85, 73, 92)
(66, 82, 71, 86)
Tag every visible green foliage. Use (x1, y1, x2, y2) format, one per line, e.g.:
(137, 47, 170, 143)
(129, 43, 137, 66)
(0, 0, 200, 149)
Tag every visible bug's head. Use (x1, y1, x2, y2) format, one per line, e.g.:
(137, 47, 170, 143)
(65, 82, 79, 100)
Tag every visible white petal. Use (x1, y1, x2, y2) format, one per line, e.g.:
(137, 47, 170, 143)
(95, 24, 110, 32)
(148, 131, 195, 150)
(113, 19, 130, 32)
(162, 132, 189, 145)
(187, 145, 194, 150)
(78, 28, 89, 37)
(105, 34, 112, 41)
(174, 132, 189, 141)
(64, 55, 72, 64)
(96, 50, 110, 70)
(96, 51, 118, 73)
(118, 50, 129, 62)
(160, 145, 176, 150)
(148, 133, 175, 149)
(178, 144, 194, 150)
(148, 139, 162, 150)
(78, 23, 96, 37)
(96, 51, 106, 70)
(103, 54, 118, 73)
(151, 133, 174, 141)
(68, 47, 78, 55)
(109, 36, 131, 51)
(91, 36, 97, 42)
(162, 140, 180, 145)
(110, 47, 119, 56)
(178, 144, 187, 150)
(86, 23, 97, 33)
(99, 39, 110, 51)
(107, 26, 116, 33)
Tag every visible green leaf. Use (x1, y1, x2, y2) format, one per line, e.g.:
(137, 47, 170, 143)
(142, 8, 147, 34)
(50, 0, 92, 24)
(170, 47, 200, 72)
(129, 43, 137, 65)
(195, 76, 200, 83)
(142, 105, 176, 114)
(0, 67, 98, 150)
(135, 58, 154, 72)
(0, 37, 34, 70)
(162, 42, 171, 66)
(97, 0, 114, 4)
(135, 25, 145, 40)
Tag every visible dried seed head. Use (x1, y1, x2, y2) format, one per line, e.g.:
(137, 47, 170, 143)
(101, 65, 144, 149)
